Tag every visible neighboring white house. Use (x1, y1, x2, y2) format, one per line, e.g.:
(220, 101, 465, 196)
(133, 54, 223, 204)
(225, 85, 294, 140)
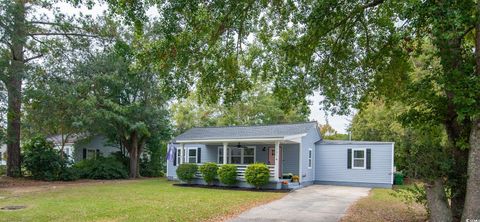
(47, 135, 121, 162)
(0, 144, 6, 166)
(167, 121, 394, 189)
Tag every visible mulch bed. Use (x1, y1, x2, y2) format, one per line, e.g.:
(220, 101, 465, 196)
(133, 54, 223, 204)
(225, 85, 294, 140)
(173, 183, 291, 193)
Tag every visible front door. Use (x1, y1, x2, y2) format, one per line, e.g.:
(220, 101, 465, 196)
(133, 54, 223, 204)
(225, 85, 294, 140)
(268, 146, 282, 177)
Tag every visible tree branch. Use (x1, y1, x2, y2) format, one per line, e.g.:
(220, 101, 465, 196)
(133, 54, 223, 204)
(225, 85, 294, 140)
(362, 0, 384, 9)
(24, 54, 44, 62)
(29, 32, 100, 38)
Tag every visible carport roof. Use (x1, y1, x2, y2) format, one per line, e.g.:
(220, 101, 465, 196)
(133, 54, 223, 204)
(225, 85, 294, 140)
(174, 121, 319, 143)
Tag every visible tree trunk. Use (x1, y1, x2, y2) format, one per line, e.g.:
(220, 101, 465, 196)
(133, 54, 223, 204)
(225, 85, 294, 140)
(462, 119, 480, 221)
(462, 7, 480, 219)
(128, 135, 138, 178)
(6, 0, 26, 177)
(426, 179, 453, 222)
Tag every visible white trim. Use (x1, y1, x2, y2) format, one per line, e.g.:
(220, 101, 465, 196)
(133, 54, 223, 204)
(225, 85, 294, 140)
(391, 143, 395, 184)
(283, 133, 307, 141)
(299, 141, 303, 183)
(351, 148, 367, 170)
(186, 147, 198, 163)
(308, 148, 313, 169)
(179, 143, 185, 164)
(274, 141, 280, 182)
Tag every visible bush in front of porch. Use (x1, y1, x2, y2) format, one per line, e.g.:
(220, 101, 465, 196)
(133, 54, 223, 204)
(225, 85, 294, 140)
(199, 162, 218, 185)
(245, 163, 270, 189)
(176, 163, 198, 183)
(218, 164, 237, 186)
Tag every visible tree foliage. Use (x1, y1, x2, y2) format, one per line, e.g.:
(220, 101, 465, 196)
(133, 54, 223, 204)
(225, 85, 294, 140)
(172, 85, 308, 134)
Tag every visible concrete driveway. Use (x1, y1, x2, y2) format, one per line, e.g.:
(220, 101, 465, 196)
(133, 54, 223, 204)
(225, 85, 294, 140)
(230, 185, 370, 222)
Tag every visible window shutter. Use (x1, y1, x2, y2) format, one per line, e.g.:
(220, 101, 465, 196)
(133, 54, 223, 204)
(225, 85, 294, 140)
(347, 149, 352, 169)
(366, 149, 371, 170)
(173, 149, 177, 166)
(82, 149, 87, 160)
(197, 148, 201, 163)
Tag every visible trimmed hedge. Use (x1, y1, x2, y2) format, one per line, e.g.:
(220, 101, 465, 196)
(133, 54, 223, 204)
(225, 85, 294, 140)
(217, 164, 237, 186)
(199, 162, 218, 185)
(245, 163, 270, 189)
(74, 157, 128, 180)
(176, 163, 198, 183)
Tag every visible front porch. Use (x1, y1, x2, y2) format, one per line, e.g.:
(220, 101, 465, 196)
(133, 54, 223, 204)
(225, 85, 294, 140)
(175, 139, 301, 187)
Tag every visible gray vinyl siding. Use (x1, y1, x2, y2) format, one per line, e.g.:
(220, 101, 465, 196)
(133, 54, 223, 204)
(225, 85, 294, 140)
(166, 144, 206, 178)
(73, 136, 120, 162)
(301, 127, 321, 183)
(282, 144, 299, 175)
(315, 143, 393, 185)
(167, 143, 301, 178)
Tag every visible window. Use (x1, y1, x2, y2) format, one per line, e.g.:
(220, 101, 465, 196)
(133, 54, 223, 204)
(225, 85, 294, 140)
(176, 147, 182, 164)
(352, 148, 366, 169)
(308, 149, 312, 169)
(188, 148, 197, 163)
(230, 148, 242, 164)
(243, 147, 255, 164)
(217, 146, 256, 164)
(85, 149, 99, 160)
(218, 148, 224, 164)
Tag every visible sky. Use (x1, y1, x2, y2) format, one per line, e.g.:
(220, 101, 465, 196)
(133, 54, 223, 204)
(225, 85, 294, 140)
(308, 92, 352, 134)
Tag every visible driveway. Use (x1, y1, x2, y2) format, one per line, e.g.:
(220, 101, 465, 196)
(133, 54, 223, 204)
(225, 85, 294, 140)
(230, 185, 370, 222)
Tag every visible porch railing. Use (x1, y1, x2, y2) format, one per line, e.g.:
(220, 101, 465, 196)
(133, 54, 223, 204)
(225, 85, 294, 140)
(194, 164, 275, 180)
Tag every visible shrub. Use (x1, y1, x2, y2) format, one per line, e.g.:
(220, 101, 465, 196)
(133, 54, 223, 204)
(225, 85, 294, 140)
(245, 163, 271, 189)
(0, 165, 6, 176)
(141, 141, 167, 177)
(23, 136, 76, 181)
(176, 163, 198, 183)
(199, 162, 218, 185)
(217, 164, 237, 186)
(74, 156, 128, 180)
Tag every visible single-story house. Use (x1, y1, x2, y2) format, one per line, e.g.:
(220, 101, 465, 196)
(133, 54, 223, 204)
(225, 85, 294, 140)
(166, 121, 394, 189)
(47, 135, 120, 162)
(0, 144, 6, 166)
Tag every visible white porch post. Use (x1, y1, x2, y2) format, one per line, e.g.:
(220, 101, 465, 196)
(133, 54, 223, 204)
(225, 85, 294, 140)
(223, 142, 228, 164)
(298, 142, 302, 183)
(274, 141, 280, 181)
(180, 143, 185, 164)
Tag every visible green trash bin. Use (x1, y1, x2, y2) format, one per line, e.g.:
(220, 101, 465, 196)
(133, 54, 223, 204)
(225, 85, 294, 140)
(394, 172, 404, 185)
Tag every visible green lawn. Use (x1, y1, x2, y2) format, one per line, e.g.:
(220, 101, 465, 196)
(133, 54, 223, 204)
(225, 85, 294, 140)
(341, 186, 427, 222)
(0, 178, 285, 222)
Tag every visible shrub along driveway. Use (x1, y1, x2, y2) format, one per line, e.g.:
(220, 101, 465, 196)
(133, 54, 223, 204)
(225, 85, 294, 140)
(230, 185, 370, 222)
(0, 178, 285, 222)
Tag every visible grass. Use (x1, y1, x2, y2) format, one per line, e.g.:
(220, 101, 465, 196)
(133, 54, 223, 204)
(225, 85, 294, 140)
(0, 178, 285, 222)
(341, 185, 427, 222)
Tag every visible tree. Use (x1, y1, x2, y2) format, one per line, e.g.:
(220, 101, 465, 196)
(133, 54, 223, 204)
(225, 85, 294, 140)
(351, 100, 448, 179)
(0, 0, 106, 177)
(245, 1, 479, 220)
(74, 42, 171, 178)
(23, 68, 85, 154)
(171, 85, 309, 134)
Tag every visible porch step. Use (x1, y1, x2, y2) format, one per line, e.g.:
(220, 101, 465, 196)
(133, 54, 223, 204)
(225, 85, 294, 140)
(287, 182, 302, 190)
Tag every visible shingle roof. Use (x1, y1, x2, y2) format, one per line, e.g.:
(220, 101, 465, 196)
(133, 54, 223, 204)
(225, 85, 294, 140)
(317, 140, 394, 145)
(174, 121, 319, 141)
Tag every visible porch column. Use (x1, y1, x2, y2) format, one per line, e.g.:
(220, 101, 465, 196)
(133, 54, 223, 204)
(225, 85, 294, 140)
(179, 143, 185, 164)
(274, 141, 280, 181)
(223, 142, 228, 164)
